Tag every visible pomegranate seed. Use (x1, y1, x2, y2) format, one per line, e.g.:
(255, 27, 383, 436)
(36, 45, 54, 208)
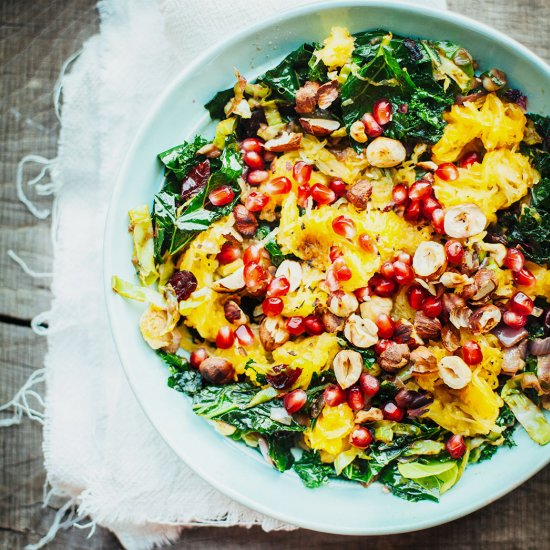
(333, 257, 352, 281)
(189, 348, 208, 368)
(209, 185, 235, 206)
(392, 184, 409, 205)
(293, 161, 312, 185)
(370, 274, 397, 297)
(509, 292, 534, 315)
(304, 315, 324, 335)
(431, 208, 446, 234)
(421, 196, 441, 218)
(243, 244, 263, 265)
(329, 246, 343, 263)
(329, 178, 347, 197)
(297, 184, 311, 207)
(311, 183, 336, 205)
(235, 324, 255, 346)
(435, 162, 459, 182)
(358, 233, 377, 253)
(243, 151, 265, 170)
(408, 181, 433, 201)
(503, 310, 528, 328)
(241, 137, 264, 153)
(393, 260, 415, 285)
(362, 113, 383, 137)
(283, 389, 307, 414)
(380, 261, 395, 279)
(372, 98, 393, 126)
(446, 434, 466, 459)
(354, 286, 370, 302)
(504, 248, 525, 272)
(374, 339, 392, 354)
(350, 425, 374, 449)
(323, 384, 346, 407)
(268, 276, 290, 298)
(383, 402, 405, 421)
(243, 261, 268, 294)
(513, 268, 536, 286)
(216, 242, 242, 265)
(462, 340, 483, 365)
(422, 296, 443, 318)
(376, 313, 395, 339)
(216, 325, 235, 349)
(286, 316, 305, 336)
(396, 251, 412, 265)
(245, 192, 269, 212)
(266, 176, 292, 195)
(263, 297, 284, 317)
(458, 151, 481, 168)
(347, 385, 366, 411)
(360, 373, 380, 397)
(247, 170, 269, 185)
(407, 286, 427, 310)
(332, 215, 357, 239)
(404, 199, 422, 221)
(445, 240, 464, 264)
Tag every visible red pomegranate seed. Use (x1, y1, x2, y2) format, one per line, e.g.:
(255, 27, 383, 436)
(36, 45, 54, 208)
(372, 98, 393, 126)
(189, 348, 208, 368)
(396, 251, 412, 265)
(350, 425, 374, 449)
(293, 161, 312, 185)
(216, 242, 242, 265)
(392, 184, 409, 205)
(311, 183, 336, 205)
(245, 192, 269, 212)
(268, 276, 290, 298)
(243, 244, 263, 265)
(323, 384, 346, 407)
(445, 240, 464, 264)
(504, 248, 525, 272)
(332, 215, 356, 239)
(362, 112, 383, 137)
(380, 261, 395, 279)
(370, 275, 397, 297)
(435, 162, 459, 182)
(513, 268, 536, 287)
(262, 297, 284, 317)
(235, 324, 255, 346)
(265, 176, 292, 195)
(422, 296, 443, 318)
(359, 373, 380, 397)
(333, 257, 352, 281)
(393, 260, 415, 285)
(297, 184, 311, 207)
(446, 434, 466, 459)
(209, 185, 235, 206)
(431, 208, 446, 234)
(421, 196, 441, 218)
(347, 385, 365, 411)
(407, 286, 427, 310)
(404, 199, 422, 221)
(241, 137, 264, 153)
(462, 340, 482, 365)
(509, 292, 534, 315)
(329, 246, 343, 263)
(354, 286, 370, 302)
(358, 233, 377, 253)
(375, 314, 394, 339)
(330, 178, 347, 197)
(243, 261, 268, 293)
(283, 389, 307, 414)
(286, 316, 306, 336)
(243, 151, 265, 170)
(247, 170, 269, 185)
(458, 151, 481, 168)
(383, 402, 405, 421)
(304, 315, 325, 335)
(216, 325, 235, 349)
(374, 339, 392, 354)
(408, 181, 433, 201)
(503, 310, 528, 328)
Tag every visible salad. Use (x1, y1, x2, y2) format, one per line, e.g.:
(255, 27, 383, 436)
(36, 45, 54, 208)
(113, 27, 550, 502)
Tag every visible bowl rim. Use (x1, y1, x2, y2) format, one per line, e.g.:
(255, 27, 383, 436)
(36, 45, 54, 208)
(104, 0, 550, 535)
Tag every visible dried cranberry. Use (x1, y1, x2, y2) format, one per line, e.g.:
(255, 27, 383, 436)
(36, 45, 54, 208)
(180, 160, 210, 202)
(168, 270, 197, 301)
(266, 365, 303, 390)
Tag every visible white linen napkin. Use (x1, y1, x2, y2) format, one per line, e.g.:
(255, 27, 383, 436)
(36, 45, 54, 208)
(7, 0, 446, 548)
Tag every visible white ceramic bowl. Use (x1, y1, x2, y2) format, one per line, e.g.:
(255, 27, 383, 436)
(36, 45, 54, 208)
(104, 1, 550, 535)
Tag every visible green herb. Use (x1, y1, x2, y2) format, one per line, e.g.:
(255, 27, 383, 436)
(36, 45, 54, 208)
(255, 224, 288, 266)
(266, 433, 296, 472)
(158, 350, 203, 395)
(293, 451, 334, 488)
(157, 135, 209, 181)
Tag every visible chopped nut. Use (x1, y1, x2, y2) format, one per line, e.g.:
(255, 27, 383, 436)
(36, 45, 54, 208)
(414, 311, 442, 340)
(482, 68, 507, 92)
(438, 356, 472, 389)
(459, 249, 480, 276)
(359, 296, 393, 322)
(355, 407, 384, 423)
(413, 242, 447, 279)
(317, 80, 339, 109)
(537, 355, 550, 391)
(264, 132, 302, 152)
(444, 204, 487, 239)
(469, 304, 502, 333)
(327, 290, 359, 318)
(476, 242, 507, 267)
(366, 137, 407, 167)
(439, 271, 473, 288)
(350, 120, 368, 143)
(333, 349, 363, 389)
(223, 299, 248, 326)
(416, 160, 439, 171)
(295, 81, 320, 114)
(344, 314, 379, 348)
(212, 267, 245, 292)
(441, 325, 461, 352)
(449, 306, 473, 329)
(345, 180, 372, 210)
(410, 346, 438, 374)
(322, 311, 345, 333)
(379, 343, 410, 373)
(259, 315, 290, 352)
(275, 260, 302, 292)
(471, 268, 497, 300)
(233, 204, 258, 237)
(501, 344, 527, 375)
(299, 118, 341, 136)
(199, 357, 235, 385)
(442, 293, 466, 315)
(393, 318, 413, 344)
(196, 143, 222, 158)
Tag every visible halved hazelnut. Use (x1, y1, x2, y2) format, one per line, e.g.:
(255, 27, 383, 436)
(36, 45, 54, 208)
(470, 268, 497, 301)
(439, 271, 473, 288)
(299, 118, 341, 137)
(468, 304, 502, 334)
(413, 242, 447, 279)
(442, 293, 466, 316)
(438, 355, 472, 389)
(344, 314, 379, 348)
(196, 143, 222, 158)
(414, 311, 442, 340)
(355, 407, 384, 423)
(264, 132, 302, 152)
(410, 346, 438, 374)
(366, 137, 407, 168)
(416, 160, 439, 171)
(275, 260, 302, 292)
(379, 343, 410, 373)
(317, 80, 339, 110)
(350, 120, 368, 143)
(212, 267, 245, 292)
(345, 180, 372, 210)
(393, 318, 414, 344)
(444, 204, 487, 239)
(259, 315, 290, 351)
(322, 311, 345, 333)
(441, 325, 461, 352)
(482, 68, 507, 92)
(223, 299, 248, 326)
(449, 306, 473, 329)
(333, 349, 363, 389)
(475, 242, 507, 267)
(199, 357, 235, 385)
(359, 296, 392, 322)
(328, 290, 359, 317)
(233, 204, 258, 237)
(295, 81, 320, 114)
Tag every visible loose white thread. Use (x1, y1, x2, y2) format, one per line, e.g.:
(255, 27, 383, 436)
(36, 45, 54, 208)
(0, 368, 46, 427)
(53, 48, 82, 122)
(15, 155, 57, 219)
(7, 250, 52, 278)
(31, 311, 51, 336)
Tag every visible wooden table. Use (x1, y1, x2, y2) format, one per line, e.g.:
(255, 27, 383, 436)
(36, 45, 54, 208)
(1, 1, 549, 548)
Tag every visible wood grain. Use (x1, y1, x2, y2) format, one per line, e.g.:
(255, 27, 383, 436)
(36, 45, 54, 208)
(0, 0, 548, 548)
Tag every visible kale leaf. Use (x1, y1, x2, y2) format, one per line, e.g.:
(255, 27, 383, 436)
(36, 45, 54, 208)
(157, 135, 209, 181)
(293, 451, 334, 488)
(158, 350, 203, 395)
(266, 432, 296, 472)
(205, 88, 235, 120)
(152, 190, 177, 261)
(378, 463, 439, 502)
(255, 224, 288, 266)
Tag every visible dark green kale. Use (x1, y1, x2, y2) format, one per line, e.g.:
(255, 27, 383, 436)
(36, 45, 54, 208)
(152, 190, 177, 261)
(293, 451, 335, 488)
(158, 350, 203, 395)
(378, 463, 440, 502)
(204, 88, 235, 120)
(255, 224, 288, 267)
(157, 135, 209, 181)
(266, 432, 296, 472)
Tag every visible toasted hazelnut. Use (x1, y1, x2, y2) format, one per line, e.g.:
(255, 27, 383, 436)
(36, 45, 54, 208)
(359, 296, 393, 322)
(299, 118, 341, 136)
(264, 132, 302, 152)
(442, 293, 466, 316)
(471, 268, 497, 301)
(212, 267, 245, 292)
(393, 318, 413, 344)
(414, 311, 442, 340)
(275, 260, 302, 292)
(259, 315, 290, 352)
(475, 242, 507, 267)
(366, 137, 407, 168)
(410, 346, 438, 375)
(413, 242, 447, 279)
(416, 160, 439, 171)
(459, 249, 480, 276)
(501, 344, 527, 375)
(344, 314, 379, 348)
(317, 80, 339, 110)
(295, 81, 320, 114)
(345, 180, 372, 210)
(537, 355, 550, 391)
(438, 356, 472, 390)
(322, 311, 345, 333)
(333, 349, 363, 389)
(441, 325, 461, 353)
(199, 357, 235, 385)
(379, 343, 410, 373)
(439, 271, 473, 288)
(444, 204, 487, 239)
(355, 407, 384, 423)
(449, 306, 473, 329)
(482, 68, 507, 92)
(468, 304, 502, 334)
(328, 290, 359, 317)
(233, 204, 258, 237)
(350, 120, 368, 143)
(196, 143, 222, 158)
(223, 299, 248, 325)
